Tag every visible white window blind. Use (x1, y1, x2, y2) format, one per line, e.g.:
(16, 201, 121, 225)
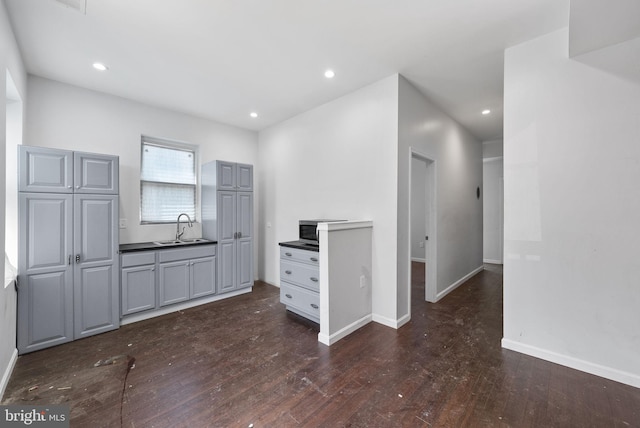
(140, 139, 196, 223)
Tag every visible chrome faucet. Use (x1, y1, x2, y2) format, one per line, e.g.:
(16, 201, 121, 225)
(176, 213, 193, 241)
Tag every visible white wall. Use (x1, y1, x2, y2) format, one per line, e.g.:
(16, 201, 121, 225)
(24, 76, 259, 263)
(410, 156, 426, 261)
(1, 0, 27, 398)
(483, 139, 503, 264)
(503, 28, 640, 387)
(258, 75, 399, 325)
(397, 76, 483, 317)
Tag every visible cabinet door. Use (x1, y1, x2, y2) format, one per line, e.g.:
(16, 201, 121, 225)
(190, 256, 216, 299)
(217, 191, 237, 293)
(73, 195, 119, 338)
(74, 152, 119, 194)
(217, 160, 236, 190)
(121, 265, 156, 315)
(236, 192, 253, 288)
(236, 163, 253, 191)
(18, 146, 73, 193)
(17, 193, 74, 354)
(159, 261, 190, 306)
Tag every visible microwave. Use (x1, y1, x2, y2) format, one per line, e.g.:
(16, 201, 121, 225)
(299, 219, 346, 245)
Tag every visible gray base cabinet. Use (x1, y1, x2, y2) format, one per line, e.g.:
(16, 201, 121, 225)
(121, 252, 156, 316)
(120, 245, 217, 318)
(280, 246, 320, 323)
(17, 146, 119, 354)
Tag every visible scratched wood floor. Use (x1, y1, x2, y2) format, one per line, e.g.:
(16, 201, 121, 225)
(3, 263, 639, 427)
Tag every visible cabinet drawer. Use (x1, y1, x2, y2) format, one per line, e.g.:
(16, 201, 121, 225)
(158, 245, 216, 263)
(280, 260, 320, 291)
(280, 247, 319, 266)
(280, 282, 320, 319)
(121, 251, 156, 267)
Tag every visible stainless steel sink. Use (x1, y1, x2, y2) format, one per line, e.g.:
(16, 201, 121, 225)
(152, 238, 209, 246)
(153, 240, 182, 246)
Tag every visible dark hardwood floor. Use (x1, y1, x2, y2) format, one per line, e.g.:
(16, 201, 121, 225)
(3, 263, 639, 427)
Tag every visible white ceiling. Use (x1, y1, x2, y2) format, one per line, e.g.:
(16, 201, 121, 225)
(5, 0, 570, 141)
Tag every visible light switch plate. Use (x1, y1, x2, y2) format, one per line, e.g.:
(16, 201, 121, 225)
(119, 219, 127, 229)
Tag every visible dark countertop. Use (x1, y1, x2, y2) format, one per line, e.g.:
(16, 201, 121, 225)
(279, 240, 320, 252)
(119, 239, 217, 253)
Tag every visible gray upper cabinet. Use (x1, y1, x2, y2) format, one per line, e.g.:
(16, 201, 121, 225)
(236, 163, 253, 191)
(18, 146, 118, 194)
(18, 146, 73, 193)
(217, 160, 236, 190)
(202, 160, 254, 294)
(215, 160, 253, 191)
(73, 152, 119, 194)
(17, 146, 119, 354)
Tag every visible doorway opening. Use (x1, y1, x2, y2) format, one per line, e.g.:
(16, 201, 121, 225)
(409, 149, 437, 314)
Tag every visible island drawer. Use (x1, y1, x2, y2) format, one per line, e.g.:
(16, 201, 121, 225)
(280, 246, 319, 266)
(280, 282, 320, 319)
(280, 260, 320, 291)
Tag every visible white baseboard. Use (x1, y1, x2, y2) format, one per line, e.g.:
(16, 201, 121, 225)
(411, 257, 426, 263)
(372, 313, 399, 329)
(502, 338, 640, 389)
(435, 265, 484, 302)
(318, 314, 372, 346)
(0, 348, 18, 400)
(483, 259, 503, 264)
(121, 288, 252, 326)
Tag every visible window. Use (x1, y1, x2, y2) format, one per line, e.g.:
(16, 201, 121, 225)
(140, 137, 197, 223)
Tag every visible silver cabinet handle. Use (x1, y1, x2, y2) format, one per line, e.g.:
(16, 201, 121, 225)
(285, 252, 292, 257)
(238, 232, 242, 238)
(310, 277, 318, 282)
(310, 257, 318, 262)
(68, 255, 72, 265)
(233, 232, 238, 239)
(76, 185, 80, 189)
(151, 268, 155, 272)
(67, 185, 72, 189)
(285, 294, 292, 299)
(310, 303, 319, 309)
(285, 270, 292, 275)
(75, 254, 81, 263)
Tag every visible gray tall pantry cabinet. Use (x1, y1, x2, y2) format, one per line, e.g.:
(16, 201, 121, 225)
(202, 160, 253, 293)
(17, 146, 119, 354)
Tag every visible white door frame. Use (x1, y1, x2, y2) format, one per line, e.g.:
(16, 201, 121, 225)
(409, 148, 438, 309)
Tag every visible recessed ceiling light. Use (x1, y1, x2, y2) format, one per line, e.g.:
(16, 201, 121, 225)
(482, 109, 491, 115)
(324, 69, 335, 79)
(93, 62, 108, 71)
(250, 112, 258, 118)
